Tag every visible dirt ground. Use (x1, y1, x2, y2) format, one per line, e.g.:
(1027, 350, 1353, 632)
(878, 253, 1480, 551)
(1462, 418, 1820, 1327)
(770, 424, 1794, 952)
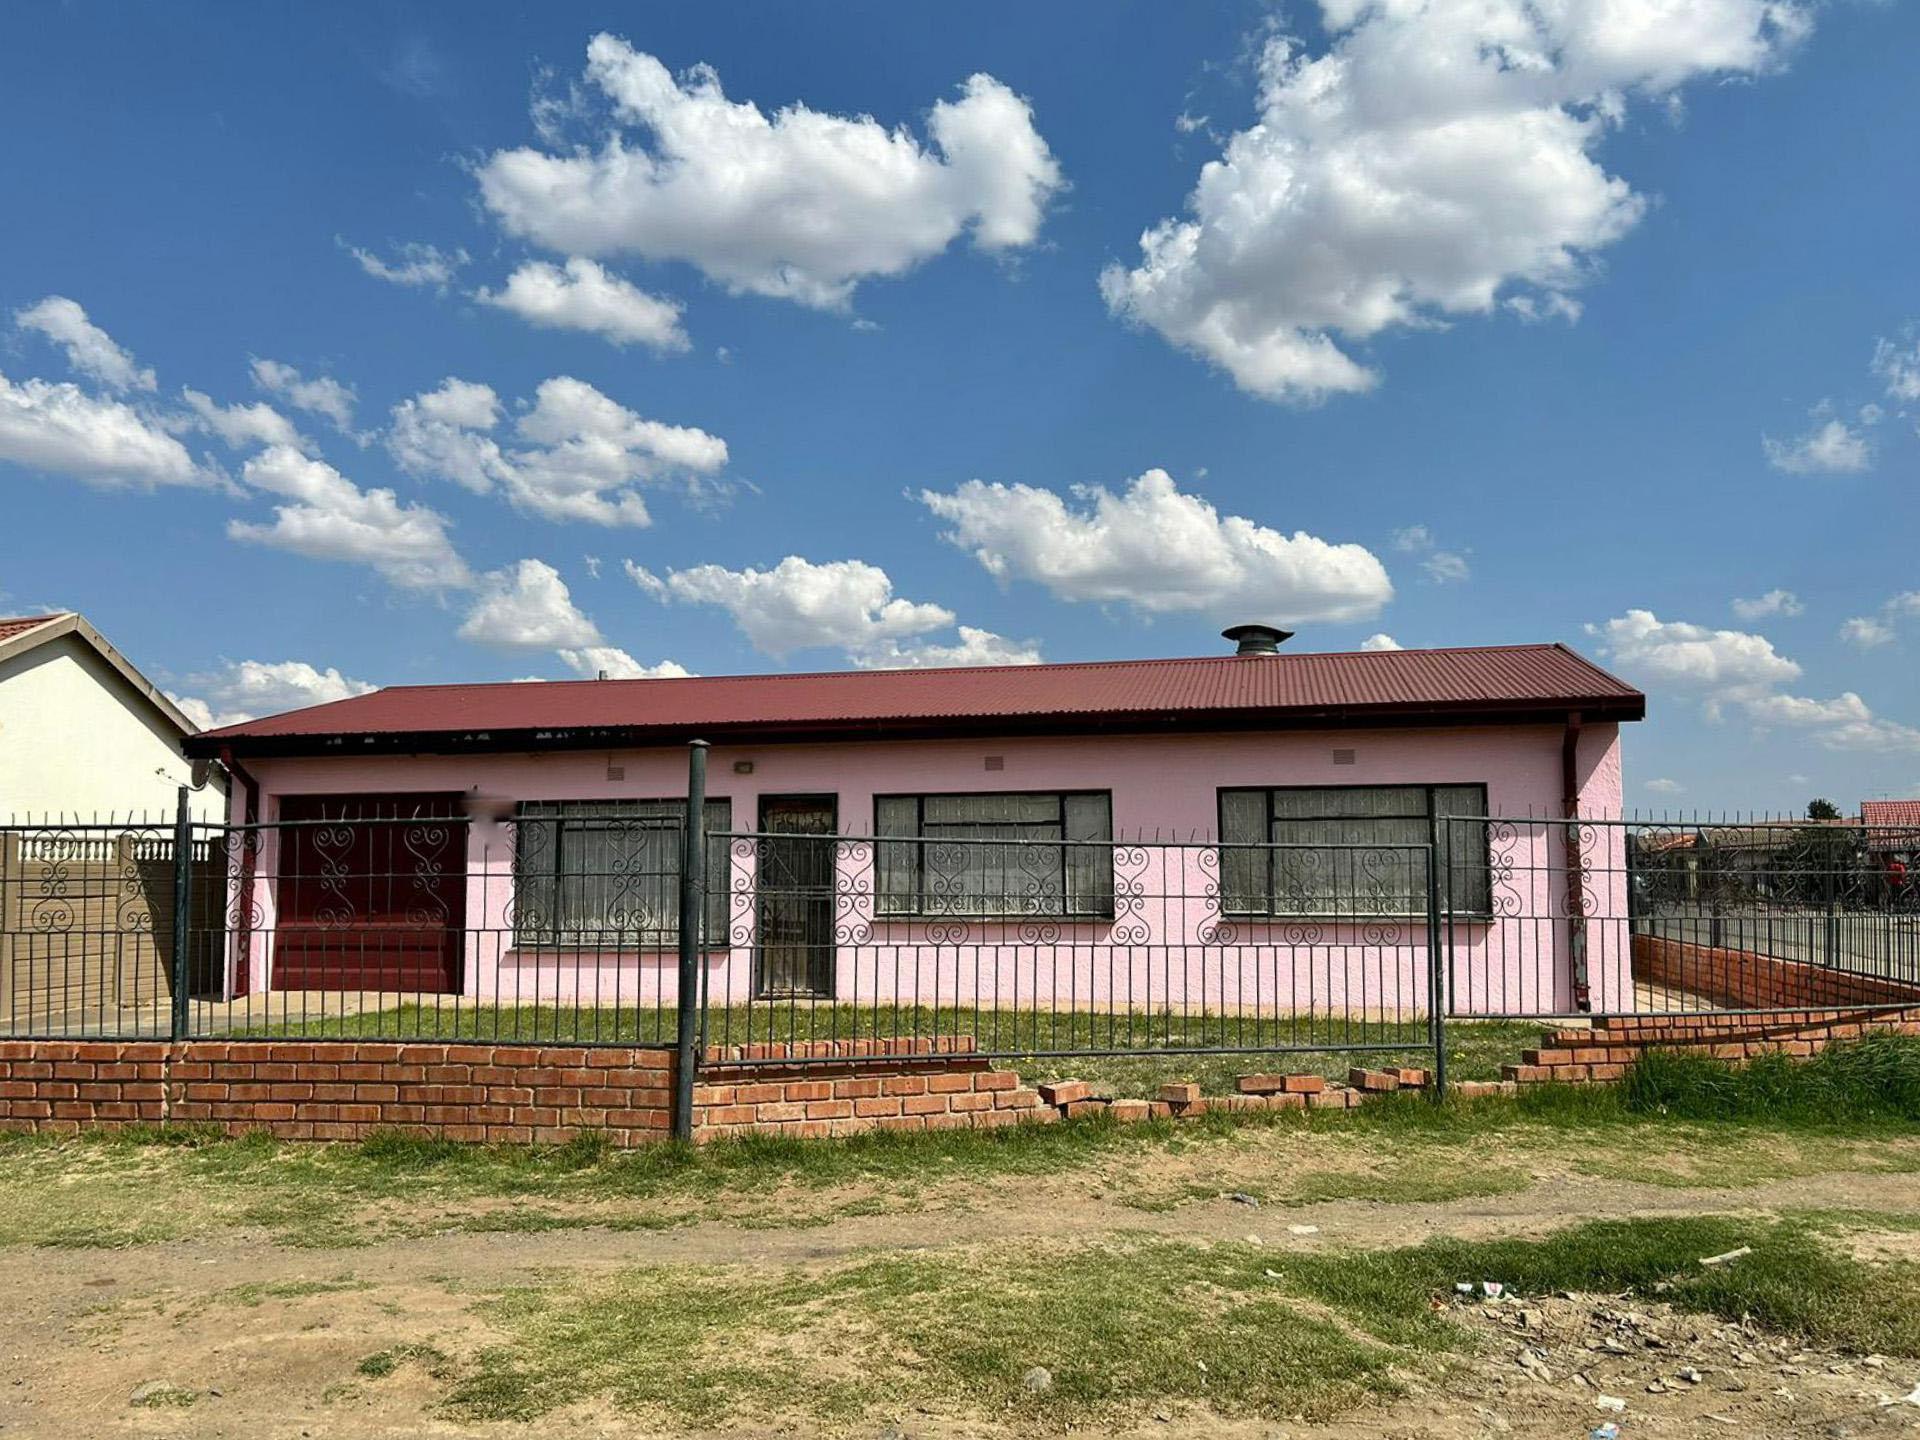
(5, 1148, 1920, 1440)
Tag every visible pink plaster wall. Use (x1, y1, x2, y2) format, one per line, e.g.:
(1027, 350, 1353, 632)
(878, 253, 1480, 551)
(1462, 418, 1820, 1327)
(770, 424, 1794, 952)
(226, 721, 1627, 1018)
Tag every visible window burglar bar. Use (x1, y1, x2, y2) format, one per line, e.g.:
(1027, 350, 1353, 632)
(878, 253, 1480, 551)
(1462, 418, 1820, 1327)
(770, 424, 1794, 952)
(874, 791, 1114, 918)
(1218, 784, 1491, 917)
(513, 799, 731, 949)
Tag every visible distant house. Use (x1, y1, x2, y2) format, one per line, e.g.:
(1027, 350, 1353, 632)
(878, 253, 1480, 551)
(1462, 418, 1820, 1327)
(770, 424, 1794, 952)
(0, 612, 224, 822)
(183, 628, 1644, 1015)
(1863, 801, 1920, 876)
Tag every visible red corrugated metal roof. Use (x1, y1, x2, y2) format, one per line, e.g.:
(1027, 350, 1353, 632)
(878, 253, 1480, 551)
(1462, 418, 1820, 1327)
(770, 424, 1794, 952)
(190, 643, 1643, 757)
(0, 614, 63, 645)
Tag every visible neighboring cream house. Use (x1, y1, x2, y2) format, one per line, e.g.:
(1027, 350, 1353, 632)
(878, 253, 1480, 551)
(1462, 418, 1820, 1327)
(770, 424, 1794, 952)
(0, 613, 224, 822)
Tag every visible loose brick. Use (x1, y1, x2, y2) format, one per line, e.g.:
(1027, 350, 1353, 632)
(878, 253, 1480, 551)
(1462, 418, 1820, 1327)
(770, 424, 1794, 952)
(1039, 1079, 1092, 1106)
(1158, 1082, 1202, 1106)
(1236, 1074, 1289, 1095)
(1347, 1068, 1400, 1092)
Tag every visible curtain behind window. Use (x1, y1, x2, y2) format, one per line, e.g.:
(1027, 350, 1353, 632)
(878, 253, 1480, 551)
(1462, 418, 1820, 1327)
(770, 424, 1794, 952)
(1219, 785, 1488, 917)
(515, 798, 731, 945)
(876, 793, 1113, 917)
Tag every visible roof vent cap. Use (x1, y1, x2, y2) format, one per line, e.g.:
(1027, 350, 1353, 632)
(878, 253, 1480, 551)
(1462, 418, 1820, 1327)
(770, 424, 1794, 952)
(1222, 624, 1294, 657)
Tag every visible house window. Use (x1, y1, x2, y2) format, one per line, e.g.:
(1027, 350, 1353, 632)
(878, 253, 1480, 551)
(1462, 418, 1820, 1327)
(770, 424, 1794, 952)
(513, 799, 731, 946)
(1217, 785, 1490, 918)
(874, 792, 1114, 918)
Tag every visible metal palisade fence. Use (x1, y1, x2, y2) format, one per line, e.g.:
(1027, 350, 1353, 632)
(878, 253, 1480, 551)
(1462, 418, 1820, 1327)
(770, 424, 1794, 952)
(2, 759, 1918, 1131)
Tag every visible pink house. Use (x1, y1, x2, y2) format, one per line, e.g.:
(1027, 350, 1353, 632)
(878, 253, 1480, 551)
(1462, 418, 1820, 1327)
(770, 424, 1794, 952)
(184, 630, 1644, 1024)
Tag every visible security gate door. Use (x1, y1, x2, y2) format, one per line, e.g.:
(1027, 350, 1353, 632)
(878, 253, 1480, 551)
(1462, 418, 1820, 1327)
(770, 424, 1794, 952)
(754, 796, 836, 999)
(271, 795, 466, 993)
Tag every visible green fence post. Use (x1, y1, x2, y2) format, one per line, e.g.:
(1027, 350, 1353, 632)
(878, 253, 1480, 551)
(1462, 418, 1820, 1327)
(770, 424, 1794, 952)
(170, 786, 193, 1043)
(1425, 811, 1446, 1101)
(672, 741, 709, 1142)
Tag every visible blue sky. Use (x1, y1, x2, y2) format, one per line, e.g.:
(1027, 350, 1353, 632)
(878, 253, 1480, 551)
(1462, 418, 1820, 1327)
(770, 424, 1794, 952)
(1, 1, 1916, 814)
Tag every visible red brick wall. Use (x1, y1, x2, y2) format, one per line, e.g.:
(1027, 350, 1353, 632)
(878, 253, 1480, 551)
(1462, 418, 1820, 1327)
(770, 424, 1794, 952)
(692, 1037, 1054, 1140)
(1503, 1008, 1920, 1085)
(0, 1036, 1054, 1146)
(0, 1040, 673, 1145)
(1631, 934, 1920, 1009)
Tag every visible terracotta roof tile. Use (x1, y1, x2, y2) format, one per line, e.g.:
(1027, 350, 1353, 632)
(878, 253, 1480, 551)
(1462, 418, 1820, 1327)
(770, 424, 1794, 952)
(0, 614, 64, 645)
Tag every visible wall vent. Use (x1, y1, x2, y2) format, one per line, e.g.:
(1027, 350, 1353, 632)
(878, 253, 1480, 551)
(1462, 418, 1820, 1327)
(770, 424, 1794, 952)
(984, 755, 1005, 772)
(1331, 748, 1357, 766)
(606, 763, 626, 781)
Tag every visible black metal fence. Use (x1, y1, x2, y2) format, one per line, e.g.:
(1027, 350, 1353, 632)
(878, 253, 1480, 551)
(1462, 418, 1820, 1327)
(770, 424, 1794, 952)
(4, 776, 1918, 1130)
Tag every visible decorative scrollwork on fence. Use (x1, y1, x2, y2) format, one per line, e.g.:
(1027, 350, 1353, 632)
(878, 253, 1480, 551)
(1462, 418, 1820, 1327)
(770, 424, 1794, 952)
(402, 821, 456, 927)
(1485, 819, 1527, 918)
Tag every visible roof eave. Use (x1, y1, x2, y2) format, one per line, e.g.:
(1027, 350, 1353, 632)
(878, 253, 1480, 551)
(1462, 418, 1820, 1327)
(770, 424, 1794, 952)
(0, 612, 207, 740)
(184, 693, 1645, 760)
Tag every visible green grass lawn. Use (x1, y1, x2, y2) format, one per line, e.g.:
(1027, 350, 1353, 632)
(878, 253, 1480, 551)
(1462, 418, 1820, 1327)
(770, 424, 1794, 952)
(237, 1001, 1546, 1093)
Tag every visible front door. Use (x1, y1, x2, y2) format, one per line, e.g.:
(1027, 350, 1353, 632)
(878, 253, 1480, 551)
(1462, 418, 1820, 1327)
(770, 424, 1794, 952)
(272, 794, 466, 993)
(755, 796, 836, 998)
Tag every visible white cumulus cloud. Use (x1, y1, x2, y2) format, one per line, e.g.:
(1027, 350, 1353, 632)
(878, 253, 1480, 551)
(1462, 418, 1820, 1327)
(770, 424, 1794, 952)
(1589, 610, 1801, 708)
(229, 444, 470, 590)
(1359, 633, 1403, 651)
(1763, 417, 1870, 475)
(857, 626, 1043, 670)
(0, 372, 205, 489)
(1100, 0, 1808, 402)
(179, 389, 306, 452)
(251, 358, 357, 431)
(346, 240, 469, 289)
(460, 559, 604, 649)
(921, 468, 1391, 623)
(1745, 691, 1920, 754)
(15, 296, 155, 392)
(1872, 327, 1920, 403)
(635, 553, 1037, 668)
(1592, 607, 1920, 754)
(388, 374, 727, 528)
(1731, 589, 1803, 620)
(476, 36, 1064, 310)
(1840, 616, 1895, 649)
(477, 257, 688, 352)
(172, 658, 377, 729)
(1392, 523, 1470, 584)
(557, 645, 692, 680)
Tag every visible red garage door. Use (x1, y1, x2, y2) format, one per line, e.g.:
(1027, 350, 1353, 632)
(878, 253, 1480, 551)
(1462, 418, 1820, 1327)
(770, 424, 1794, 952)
(271, 795, 467, 993)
